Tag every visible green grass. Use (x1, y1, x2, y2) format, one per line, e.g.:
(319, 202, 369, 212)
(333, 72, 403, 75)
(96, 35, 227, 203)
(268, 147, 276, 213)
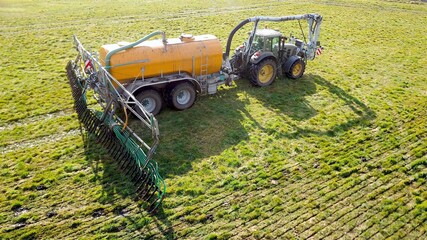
(1, 0, 427, 239)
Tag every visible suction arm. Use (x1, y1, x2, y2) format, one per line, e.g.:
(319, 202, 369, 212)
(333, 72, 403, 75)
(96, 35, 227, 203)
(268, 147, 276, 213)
(223, 18, 251, 60)
(223, 14, 322, 60)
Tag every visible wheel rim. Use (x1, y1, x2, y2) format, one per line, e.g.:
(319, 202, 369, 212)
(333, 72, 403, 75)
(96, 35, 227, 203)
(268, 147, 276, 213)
(141, 97, 156, 113)
(176, 89, 191, 105)
(292, 62, 303, 76)
(258, 64, 274, 83)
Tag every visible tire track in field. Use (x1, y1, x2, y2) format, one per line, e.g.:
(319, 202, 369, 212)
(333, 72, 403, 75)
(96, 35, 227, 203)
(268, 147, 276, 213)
(0, 2, 280, 35)
(0, 129, 81, 154)
(0, 109, 74, 130)
(1, 103, 101, 151)
(2, 0, 425, 35)
(309, 0, 427, 15)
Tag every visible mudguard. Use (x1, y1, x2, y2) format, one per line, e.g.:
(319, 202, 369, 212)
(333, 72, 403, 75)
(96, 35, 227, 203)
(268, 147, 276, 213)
(250, 52, 276, 65)
(283, 55, 302, 73)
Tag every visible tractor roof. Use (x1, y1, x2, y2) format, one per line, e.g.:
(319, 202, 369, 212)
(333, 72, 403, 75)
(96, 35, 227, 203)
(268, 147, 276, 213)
(255, 29, 282, 38)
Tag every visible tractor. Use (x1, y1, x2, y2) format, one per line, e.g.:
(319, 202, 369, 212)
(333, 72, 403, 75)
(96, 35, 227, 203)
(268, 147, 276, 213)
(227, 15, 323, 87)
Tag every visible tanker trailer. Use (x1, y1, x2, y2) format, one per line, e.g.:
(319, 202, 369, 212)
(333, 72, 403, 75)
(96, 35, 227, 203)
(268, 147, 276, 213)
(100, 31, 232, 115)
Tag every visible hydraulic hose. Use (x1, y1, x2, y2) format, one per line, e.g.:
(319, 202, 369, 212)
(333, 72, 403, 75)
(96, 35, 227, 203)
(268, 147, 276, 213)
(224, 18, 251, 59)
(105, 30, 166, 71)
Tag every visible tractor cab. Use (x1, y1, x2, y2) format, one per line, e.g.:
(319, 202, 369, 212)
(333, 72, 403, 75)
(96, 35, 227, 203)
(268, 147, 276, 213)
(252, 29, 283, 54)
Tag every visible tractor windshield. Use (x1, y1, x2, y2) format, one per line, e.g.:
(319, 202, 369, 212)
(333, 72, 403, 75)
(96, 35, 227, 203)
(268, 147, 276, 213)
(253, 35, 280, 53)
(252, 35, 264, 51)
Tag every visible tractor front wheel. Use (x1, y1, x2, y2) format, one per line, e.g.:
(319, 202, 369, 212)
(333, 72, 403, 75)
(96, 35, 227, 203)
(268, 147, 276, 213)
(286, 58, 306, 79)
(168, 82, 196, 110)
(135, 89, 163, 116)
(250, 59, 277, 87)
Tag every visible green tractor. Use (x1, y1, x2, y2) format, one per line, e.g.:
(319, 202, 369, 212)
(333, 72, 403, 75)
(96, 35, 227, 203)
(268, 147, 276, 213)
(226, 14, 323, 86)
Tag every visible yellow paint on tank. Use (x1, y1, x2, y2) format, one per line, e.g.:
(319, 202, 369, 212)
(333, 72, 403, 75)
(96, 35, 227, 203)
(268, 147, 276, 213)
(99, 34, 223, 83)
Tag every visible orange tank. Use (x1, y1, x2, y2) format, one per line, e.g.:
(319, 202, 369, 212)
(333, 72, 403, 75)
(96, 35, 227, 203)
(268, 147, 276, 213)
(99, 34, 223, 83)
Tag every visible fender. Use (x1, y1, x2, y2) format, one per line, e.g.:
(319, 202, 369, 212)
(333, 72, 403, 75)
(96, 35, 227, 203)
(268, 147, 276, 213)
(250, 52, 276, 65)
(283, 55, 302, 73)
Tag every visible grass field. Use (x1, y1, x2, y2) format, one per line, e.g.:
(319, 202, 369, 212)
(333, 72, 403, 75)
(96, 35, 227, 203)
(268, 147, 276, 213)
(1, 0, 427, 239)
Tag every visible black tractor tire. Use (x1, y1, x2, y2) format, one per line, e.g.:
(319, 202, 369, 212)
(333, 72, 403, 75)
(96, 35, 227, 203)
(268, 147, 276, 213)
(230, 54, 237, 69)
(167, 82, 196, 110)
(285, 58, 306, 79)
(135, 89, 163, 116)
(230, 54, 243, 71)
(231, 53, 251, 80)
(249, 59, 277, 87)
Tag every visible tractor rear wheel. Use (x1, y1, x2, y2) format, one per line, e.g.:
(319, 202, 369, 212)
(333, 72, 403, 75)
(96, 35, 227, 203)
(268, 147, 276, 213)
(286, 58, 306, 79)
(250, 59, 277, 87)
(135, 89, 163, 116)
(168, 82, 196, 110)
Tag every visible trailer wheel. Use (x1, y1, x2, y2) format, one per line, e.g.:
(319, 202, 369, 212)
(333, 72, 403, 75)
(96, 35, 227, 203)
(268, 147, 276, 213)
(168, 82, 196, 110)
(250, 59, 277, 87)
(135, 89, 163, 115)
(285, 58, 306, 79)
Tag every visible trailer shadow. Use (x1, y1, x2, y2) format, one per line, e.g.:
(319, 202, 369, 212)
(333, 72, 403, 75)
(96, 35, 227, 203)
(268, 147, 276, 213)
(153, 87, 251, 177)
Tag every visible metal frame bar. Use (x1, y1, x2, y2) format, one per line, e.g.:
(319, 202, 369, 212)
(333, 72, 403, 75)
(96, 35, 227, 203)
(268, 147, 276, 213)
(73, 35, 160, 156)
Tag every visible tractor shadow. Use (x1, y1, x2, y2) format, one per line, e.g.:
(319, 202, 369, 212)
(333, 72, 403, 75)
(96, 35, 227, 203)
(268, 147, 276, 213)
(237, 73, 377, 138)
